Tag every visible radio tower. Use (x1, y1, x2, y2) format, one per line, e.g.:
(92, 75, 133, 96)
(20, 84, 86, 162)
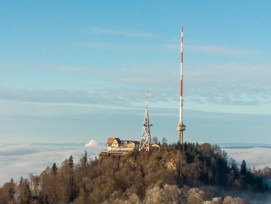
(139, 91, 152, 151)
(176, 26, 186, 144)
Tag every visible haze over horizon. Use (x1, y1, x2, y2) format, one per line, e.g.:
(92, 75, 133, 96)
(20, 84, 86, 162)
(1, 1, 271, 146)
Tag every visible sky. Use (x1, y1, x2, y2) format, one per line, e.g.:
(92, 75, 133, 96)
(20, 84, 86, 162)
(0, 1, 271, 145)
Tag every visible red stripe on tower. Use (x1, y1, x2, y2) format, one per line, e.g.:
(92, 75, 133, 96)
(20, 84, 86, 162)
(180, 79, 183, 96)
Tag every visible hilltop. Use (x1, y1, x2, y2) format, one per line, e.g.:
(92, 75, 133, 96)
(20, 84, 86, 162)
(0, 143, 270, 204)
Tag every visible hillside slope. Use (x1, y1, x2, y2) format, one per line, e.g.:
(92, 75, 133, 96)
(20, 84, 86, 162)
(0, 143, 270, 203)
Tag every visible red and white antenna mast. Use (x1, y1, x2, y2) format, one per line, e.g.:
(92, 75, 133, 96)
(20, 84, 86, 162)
(176, 26, 186, 143)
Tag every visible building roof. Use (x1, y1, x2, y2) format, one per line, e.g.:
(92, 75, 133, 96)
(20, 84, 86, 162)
(107, 137, 121, 146)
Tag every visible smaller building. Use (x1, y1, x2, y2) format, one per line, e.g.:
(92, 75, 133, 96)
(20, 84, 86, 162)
(100, 137, 140, 156)
(99, 137, 160, 157)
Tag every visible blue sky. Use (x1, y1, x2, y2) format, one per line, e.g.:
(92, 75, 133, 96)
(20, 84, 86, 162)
(0, 1, 271, 144)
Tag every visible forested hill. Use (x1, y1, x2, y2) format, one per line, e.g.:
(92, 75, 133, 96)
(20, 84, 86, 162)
(0, 143, 271, 204)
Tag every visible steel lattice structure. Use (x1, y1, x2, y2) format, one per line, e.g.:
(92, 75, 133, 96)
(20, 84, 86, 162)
(139, 92, 152, 151)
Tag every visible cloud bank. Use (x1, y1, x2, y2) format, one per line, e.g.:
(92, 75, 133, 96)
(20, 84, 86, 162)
(223, 147, 271, 169)
(0, 143, 102, 186)
(85, 139, 97, 148)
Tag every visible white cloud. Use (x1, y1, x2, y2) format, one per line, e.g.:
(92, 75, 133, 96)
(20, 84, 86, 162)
(187, 45, 254, 56)
(85, 139, 97, 148)
(48, 65, 90, 73)
(185, 62, 271, 109)
(165, 43, 254, 56)
(0, 88, 136, 113)
(87, 26, 153, 38)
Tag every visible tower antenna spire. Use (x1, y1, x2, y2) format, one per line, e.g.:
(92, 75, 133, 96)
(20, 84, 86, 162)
(139, 90, 152, 151)
(176, 26, 186, 143)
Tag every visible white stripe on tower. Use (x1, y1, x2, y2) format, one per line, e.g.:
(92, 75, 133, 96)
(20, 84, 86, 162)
(179, 26, 184, 124)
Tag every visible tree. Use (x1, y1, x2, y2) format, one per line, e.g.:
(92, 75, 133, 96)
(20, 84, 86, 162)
(54, 157, 77, 203)
(187, 188, 207, 204)
(40, 167, 59, 203)
(29, 174, 40, 199)
(223, 196, 247, 204)
(239, 160, 248, 189)
(69, 155, 74, 168)
(151, 136, 158, 144)
(17, 177, 32, 204)
(161, 137, 167, 145)
(68, 155, 75, 201)
(81, 151, 88, 168)
(240, 160, 247, 175)
(0, 144, 268, 203)
(52, 163, 58, 175)
(0, 179, 16, 203)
